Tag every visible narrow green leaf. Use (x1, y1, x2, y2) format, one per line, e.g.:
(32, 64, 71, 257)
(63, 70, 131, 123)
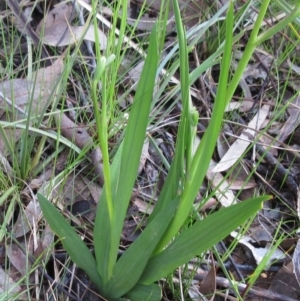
(255, 4, 300, 45)
(37, 193, 102, 289)
(140, 196, 269, 284)
(94, 25, 159, 283)
(153, 0, 235, 253)
(124, 283, 161, 301)
(106, 197, 179, 298)
(94, 144, 123, 285)
(148, 0, 190, 225)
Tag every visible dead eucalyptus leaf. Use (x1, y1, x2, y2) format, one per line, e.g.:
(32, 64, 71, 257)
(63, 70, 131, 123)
(213, 104, 270, 173)
(293, 239, 300, 287)
(276, 95, 300, 148)
(6, 242, 34, 277)
(138, 139, 149, 174)
(217, 134, 257, 191)
(231, 231, 285, 268)
(36, 3, 107, 47)
(207, 161, 237, 207)
(0, 57, 63, 154)
(53, 112, 104, 185)
(269, 257, 300, 299)
(199, 259, 216, 300)
(133, 197, 154, 215)
(0, 266, 21, 295)
(13, 199, 42, 238)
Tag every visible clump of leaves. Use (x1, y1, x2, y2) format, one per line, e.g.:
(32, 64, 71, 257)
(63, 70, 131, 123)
(37, 1, 299, 300)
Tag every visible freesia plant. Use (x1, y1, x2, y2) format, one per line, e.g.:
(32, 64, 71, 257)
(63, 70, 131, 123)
(37, 0, 299, 300)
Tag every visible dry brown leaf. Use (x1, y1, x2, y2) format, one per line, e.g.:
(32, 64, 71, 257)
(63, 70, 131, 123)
(138, 139, 149, 174)
(206, 161, 237, 207)
(231, 231, 285, 267)
(293, 239, 300, 287)
(33, 56, 64, 96)
(6, 0, 49, 58)
(198, 258, 216, 300)
(298, 187, 300, 220)
(133, 197, 154, 215)
(217, 134, 257, 190)
(81, 175, 102, 205)
(6, 241, 34, 278)
(53, 112, 103, 185)
(32, 224, 54, 262)
(276, 95, 300, 148)
(0, 57, 63, 154)
(269, 257, 300, 299)
(128, 61, 145, 91)
(135, 0, 210, 30)
(0, 266, 21, 295)
(126, 4, 174, 32)
(36, 3, 107, 47)
(193, 136, 236, 207)
(41, 224, 54, 258)
(213, 104, 270, 173)
(53, 174, 94, 203)
(13, 199, 42, 238)
(188, 284, 208, 301)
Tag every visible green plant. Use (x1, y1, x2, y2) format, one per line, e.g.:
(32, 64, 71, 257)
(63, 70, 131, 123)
(37, 0, 300, 300)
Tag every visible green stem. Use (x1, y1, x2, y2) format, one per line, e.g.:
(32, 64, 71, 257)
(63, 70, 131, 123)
(225, 0, 270, 105)
(92, 0, 113, 223)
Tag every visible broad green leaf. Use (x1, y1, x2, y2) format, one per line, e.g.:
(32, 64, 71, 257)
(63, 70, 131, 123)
(37, 193, 102, 290)
(94, 25, 159, 283)
(140, 196, 268, 284)
(124, 283, 161, 301)
(106, 197, 179, 298)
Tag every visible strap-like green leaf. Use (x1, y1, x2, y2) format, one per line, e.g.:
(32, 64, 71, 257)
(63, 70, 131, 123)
(140, 196, 268, 284)
(37, 193, 102, 290)
(94, 24, 159, 284)
(124, 283, 161, 301)
(153, 0, 235, 253)
(106, 197, 179, 299)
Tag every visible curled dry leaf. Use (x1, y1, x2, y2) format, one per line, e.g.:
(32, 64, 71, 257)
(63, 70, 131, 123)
(36, 3, 107, 48)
